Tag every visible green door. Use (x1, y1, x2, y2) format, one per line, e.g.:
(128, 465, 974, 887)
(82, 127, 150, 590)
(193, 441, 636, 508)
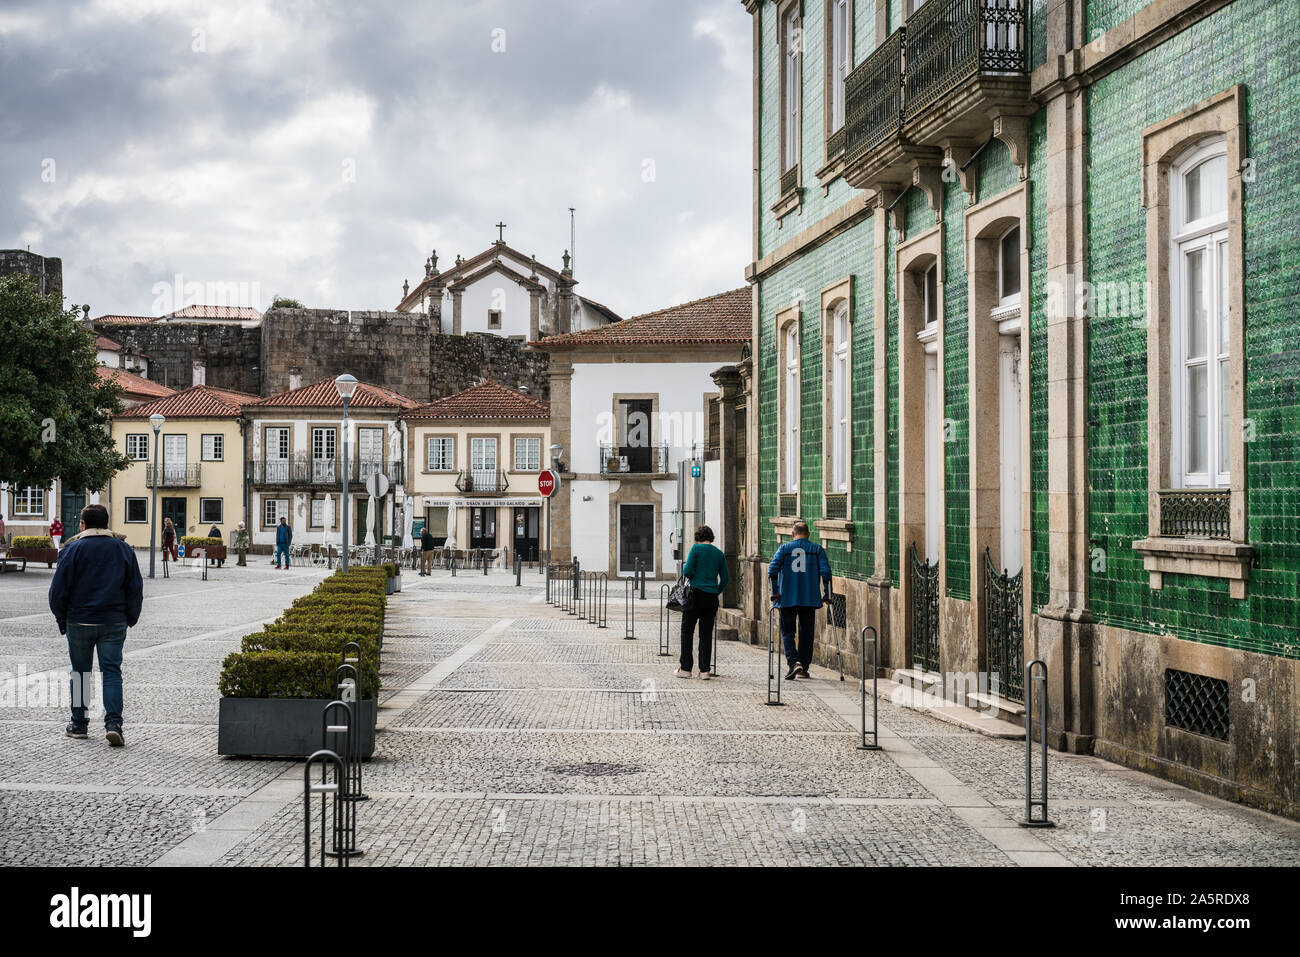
(61, 490, 86, 535)
(162, 497, 187, 537)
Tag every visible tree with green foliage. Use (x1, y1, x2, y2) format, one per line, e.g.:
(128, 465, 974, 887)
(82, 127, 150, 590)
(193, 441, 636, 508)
(0, 275, 131, 491)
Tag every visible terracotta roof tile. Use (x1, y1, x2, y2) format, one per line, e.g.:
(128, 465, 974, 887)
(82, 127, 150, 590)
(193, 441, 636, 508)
(534, 287, 750, 348)
(406, 380, 549, 420)
(93, 314, 158, 325)
(247, 378, 421, 410)
(117, 385, 258, 419)
(95, 336, 122, 351)
(97, 366, 175, 399)
(167, 304, 263, 320)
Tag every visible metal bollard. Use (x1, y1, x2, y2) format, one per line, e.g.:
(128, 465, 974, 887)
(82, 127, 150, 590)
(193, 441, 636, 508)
(303, 749, 346, 867)
(515, 550, 522, 586)
(321, 700, 363, 858)
(450, 552, 457, 577)
(636, 559, 646, 600)
(162, 552, 169, 578)
(657, 584, 672, 656)
(857, 626, 881, 750)
(545, 560, 552, 602)
(483, 549, 489, 575)
(571, 559, 582, 616)
(597, 573, 609, 628)
(766, 604, 783, 706)
(335, 662, 368, 802)
(1021, 659, 1054, 827)
(624, 577, 635, 640)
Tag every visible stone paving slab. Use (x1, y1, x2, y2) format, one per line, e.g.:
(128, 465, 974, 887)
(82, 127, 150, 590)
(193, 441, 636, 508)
(436, 661, 771, 690)
(216, 795, 1010, 866)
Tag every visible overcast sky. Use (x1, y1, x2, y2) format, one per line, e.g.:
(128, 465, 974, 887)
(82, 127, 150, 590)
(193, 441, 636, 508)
(0, 0, 751, 320)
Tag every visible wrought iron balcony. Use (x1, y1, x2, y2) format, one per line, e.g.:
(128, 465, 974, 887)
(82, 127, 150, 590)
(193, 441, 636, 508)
(354, 458, 403, 487)
(599, 444, 670, 475)
(455, 468, 509, 494)
(251, 456, 404, 488)
(1158, 489, 1230, 540)
(145, 463, 201, 488)
(844, 28, 904, 165)
(904, 0, 1028, 121)
(779, 164, 800, 197)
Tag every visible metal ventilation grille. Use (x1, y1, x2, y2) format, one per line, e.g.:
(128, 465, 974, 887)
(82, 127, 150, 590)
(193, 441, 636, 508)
(1164, 668, 1230, 741)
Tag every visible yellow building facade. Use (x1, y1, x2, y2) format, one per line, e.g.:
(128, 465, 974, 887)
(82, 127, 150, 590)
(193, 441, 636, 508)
(109, 386, 256, 549)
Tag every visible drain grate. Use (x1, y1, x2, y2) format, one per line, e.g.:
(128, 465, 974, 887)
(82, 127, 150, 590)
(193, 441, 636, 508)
(545, 762, 645, 777)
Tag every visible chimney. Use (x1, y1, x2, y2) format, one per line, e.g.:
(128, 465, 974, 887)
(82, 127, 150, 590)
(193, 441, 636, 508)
(289, 367, 302, 391)
(191, 359, 206, 387)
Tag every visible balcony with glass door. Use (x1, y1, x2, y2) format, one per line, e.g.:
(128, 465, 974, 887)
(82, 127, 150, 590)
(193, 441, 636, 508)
(145, 463, 201, 488)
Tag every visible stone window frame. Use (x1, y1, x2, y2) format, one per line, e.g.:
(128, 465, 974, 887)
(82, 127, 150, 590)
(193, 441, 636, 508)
(424, 434, 457, 473)
(817, 0, 855, 187)
(1133, 85, 1252, 599)
(488, 309, 502, 329)
(262, 497, 289, 529)
(894, 222, 946, 584)
(610, 393, 662, 474)
(773, 0, 804, 221)
(774, 303, 802, 512)
(124, 497, 148, 524)
(308, 494, 339, 531)
(125, 433, 149, 461)
(965, 183, 1031, 639)
(816, 277, 855, 545)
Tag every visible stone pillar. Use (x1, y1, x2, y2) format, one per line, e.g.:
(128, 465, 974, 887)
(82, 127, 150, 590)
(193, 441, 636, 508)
(426, 276, 445, 334)
(737, 350, 764, 635)
(1038, 0, 1095, 754)
(556, 251, 575, 335)
(452, 289, 463, 336)
(529, 288, 541, 341)
(711, 365, 742, 607)
(548, 354, 574, 561)
(869, 191, 899, 669)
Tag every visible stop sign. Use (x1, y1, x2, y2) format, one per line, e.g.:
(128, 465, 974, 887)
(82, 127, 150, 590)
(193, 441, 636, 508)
(538, 469, 559, 498)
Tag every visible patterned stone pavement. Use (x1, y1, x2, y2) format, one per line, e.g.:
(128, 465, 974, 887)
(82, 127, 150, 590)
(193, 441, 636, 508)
(2, 561, 1298, 867)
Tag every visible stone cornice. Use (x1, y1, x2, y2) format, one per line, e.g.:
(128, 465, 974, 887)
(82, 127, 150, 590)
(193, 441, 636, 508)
(746, 191, 875, 283)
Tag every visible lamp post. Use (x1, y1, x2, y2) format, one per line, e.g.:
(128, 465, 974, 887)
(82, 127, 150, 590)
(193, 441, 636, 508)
(548, 443, 564, 561)
(335, 374, 358, 572)
(148, 413, 165, 578)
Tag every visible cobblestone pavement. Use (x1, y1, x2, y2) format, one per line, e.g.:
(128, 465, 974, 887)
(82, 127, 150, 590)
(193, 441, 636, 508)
(3, 562, 1299, 866)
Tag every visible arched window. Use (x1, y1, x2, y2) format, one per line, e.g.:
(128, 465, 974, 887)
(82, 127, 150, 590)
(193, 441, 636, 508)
(831, 302, 850, 492)
(1170, 139, 1229, 488)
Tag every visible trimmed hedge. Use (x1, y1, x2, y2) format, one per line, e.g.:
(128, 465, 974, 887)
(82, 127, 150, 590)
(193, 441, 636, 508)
(218, 651, 380, 700)
(12, 536, 53, 548)
(181, 535, 222, 547)
(219, 565, 390, 700)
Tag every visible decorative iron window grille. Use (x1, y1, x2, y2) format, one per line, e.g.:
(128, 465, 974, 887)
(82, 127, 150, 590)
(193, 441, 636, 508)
(824, 493, 848, 520)
(910, 543, 940, 673)
(778, 493, 799, 517)
(984, 547, 1024, 703)
(779, 164, 800, 197)
(1165, 668, 1229, 740)
(1158, 489, 1230, 539)
(826, 125, 847, 161)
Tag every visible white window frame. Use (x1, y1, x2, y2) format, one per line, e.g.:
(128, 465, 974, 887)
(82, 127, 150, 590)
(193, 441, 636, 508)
(783, 321, 801, 494)
(199, 497, 223, 525)
(126, 433, 149, 461)
(201, 433, 224, 462)
(263, 497, 288, 528)
(357, 427, 384, 466)
(513, 436, 542, 472)
(831, 301, 850, 492)
(426, 436, 454, 472)
(14, 486, 46, 516)
(1169, 139, 1230, 490)
(781, 4, 801, 175)
(829, 0, 850, 134)
(125, 497, 148, 523)
(265, 427, 290, 460)
(471, 436, 498, 472)
(997, 224, 1022, 311)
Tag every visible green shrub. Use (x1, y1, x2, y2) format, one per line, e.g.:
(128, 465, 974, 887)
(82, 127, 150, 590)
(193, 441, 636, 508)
(181, 535, 222, 547)
(12, 536, 54, 548)
(218, 651, 380, 699)
(242, 630, 379, 664)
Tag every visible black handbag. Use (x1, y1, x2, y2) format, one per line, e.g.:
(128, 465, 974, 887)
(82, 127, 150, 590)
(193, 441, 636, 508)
(666, 576, 694, 611)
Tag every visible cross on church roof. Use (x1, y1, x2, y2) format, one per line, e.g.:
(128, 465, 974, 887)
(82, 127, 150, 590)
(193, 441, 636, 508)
(494, 221, 507, 244)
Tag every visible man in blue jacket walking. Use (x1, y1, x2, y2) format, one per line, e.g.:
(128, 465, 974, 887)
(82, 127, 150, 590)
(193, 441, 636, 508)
(769, 522, 832, 680)
(48, 505, 143, 746)
(274, 516, 293, 569)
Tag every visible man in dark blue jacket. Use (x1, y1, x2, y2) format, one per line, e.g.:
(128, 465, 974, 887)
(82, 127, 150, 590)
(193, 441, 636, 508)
(768, 522, 832, 680)
(48, 505, 142, 746)
(274, 516, 293, 569)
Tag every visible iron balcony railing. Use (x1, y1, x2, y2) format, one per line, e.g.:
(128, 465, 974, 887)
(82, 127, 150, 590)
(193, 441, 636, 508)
(1158, 489, 1230, 540)
(250, 457, 402, 487)
(905, 0, 1028, 119)
(598, 444, 671, 475)
(145, 463, 201, 488)
(844, 28, 904, 163)
(456, 468, 509, 493)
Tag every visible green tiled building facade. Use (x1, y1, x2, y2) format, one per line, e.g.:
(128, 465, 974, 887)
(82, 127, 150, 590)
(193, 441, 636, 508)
(734, 0, 1299, 817)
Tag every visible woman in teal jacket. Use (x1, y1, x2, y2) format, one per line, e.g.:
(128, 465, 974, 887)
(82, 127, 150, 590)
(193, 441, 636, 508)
(674, 525, 729, 680)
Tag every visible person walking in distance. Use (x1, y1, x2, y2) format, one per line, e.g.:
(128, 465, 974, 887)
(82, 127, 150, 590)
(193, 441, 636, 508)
(274, 516, 292, 569)
(769, 521, 832, 680)
(420, 524, 436, 576)
(161, 516, 178, 562)
(48, 505, 142, 746)
(673, 525, 729, 680)
(233, 522, 251, 567)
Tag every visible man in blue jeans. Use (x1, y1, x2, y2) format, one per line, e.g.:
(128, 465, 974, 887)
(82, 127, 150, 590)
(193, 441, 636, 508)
(274, 516, 293, 569)
(48, 504, 143, 746)
(769, 521, 832, 681)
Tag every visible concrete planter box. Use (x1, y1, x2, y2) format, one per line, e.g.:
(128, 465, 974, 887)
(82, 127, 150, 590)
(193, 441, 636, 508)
(10, 547, 57, 567)
(217, 697, 377, 758)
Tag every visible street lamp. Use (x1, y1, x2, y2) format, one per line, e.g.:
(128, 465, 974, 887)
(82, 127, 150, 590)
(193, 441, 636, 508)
(335, 374, 358, 572)
(148, 413, 165, 579)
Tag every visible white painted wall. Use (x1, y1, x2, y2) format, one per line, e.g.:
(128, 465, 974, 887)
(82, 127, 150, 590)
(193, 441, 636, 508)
(458, 273, 532, 339)
(703, 459, 722, 552)
(569, 480, 609, 572)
